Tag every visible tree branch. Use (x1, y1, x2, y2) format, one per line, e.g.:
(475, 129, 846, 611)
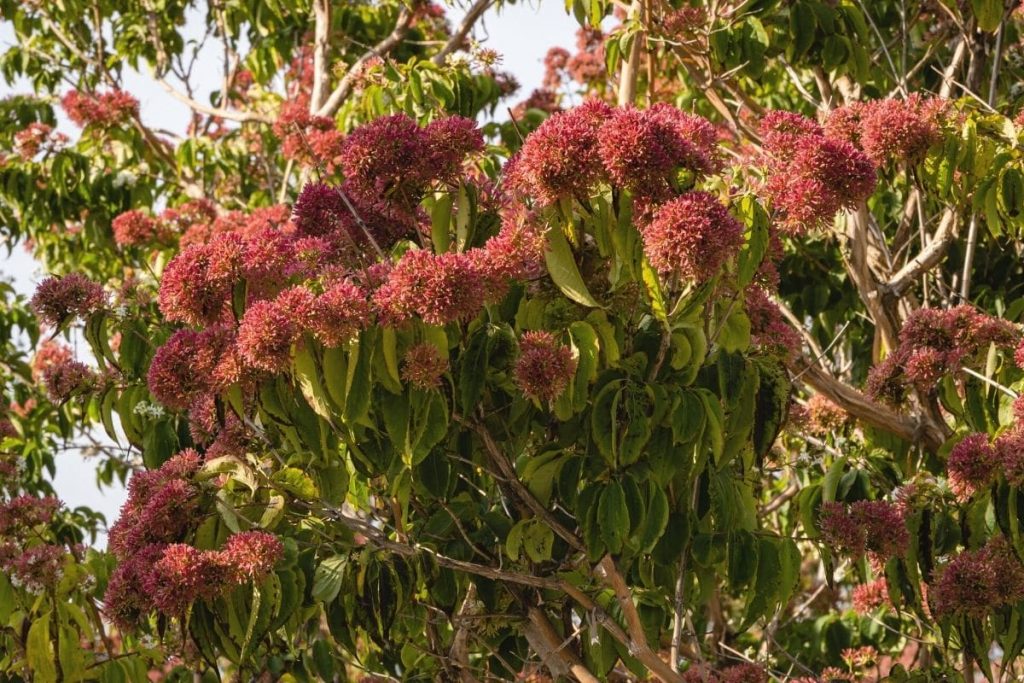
(310, 0, 331, 113)
(316, 7, 415, 118)
(886, 208, 958, 297)
(157, 78, 273, 123)
(524, 606, 600, 683)
(433, 0, 496, 66)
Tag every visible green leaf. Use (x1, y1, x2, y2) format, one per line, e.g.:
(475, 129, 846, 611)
(545, 223, 602, 308)
(822, 456, 848, 503)
(598, 481, 630, 554)
(271, 467, 319, 500)
(523, 522, 555, 562)
(971, 0, 1003, 32)
(294, 346, 332, 420)
(312, 556, 348, 603)
(741, 537, 781, 630)
(717, 309, 751, 353)
(27, 610, 57, 683)
(344, 331, 374, 424)
(430, 194, 453, 253)
(639, 483, 670, 552)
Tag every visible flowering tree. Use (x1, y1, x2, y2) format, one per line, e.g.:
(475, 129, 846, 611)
(3, 0, 1024, 681)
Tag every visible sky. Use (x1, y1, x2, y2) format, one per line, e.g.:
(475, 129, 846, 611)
(0, 0, 580, 544)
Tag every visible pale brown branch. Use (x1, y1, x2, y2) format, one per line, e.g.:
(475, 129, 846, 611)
(316, 7, 415, 118)
(433, 0, 496, 66)
(310, 0, 331, 113)
(524, 607, 600, 683)
(886, 209, 958, 297)
(617, 0, 646, 106)
(157, 78, 273, 123)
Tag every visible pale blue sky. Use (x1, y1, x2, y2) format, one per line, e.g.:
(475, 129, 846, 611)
(1, 0, 580, 543)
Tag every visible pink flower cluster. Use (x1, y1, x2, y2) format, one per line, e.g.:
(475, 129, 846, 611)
(147, 325, 242, 410)
(867, 306, 1019, 404)
(819, 500, 909, 563)
(30, 273, 106, 327)
(111, 210, 165, 247)
(0, 495, 65, 593)
(507, 101, 718, 206)
(31, 340, 73, 381)
(61, 89, 139, 129)
(104, 450, 282, 627)
(825, 95, 946, 165)
(760, 111, 876, 233)
(851, 578, 891, 614)
(0, 495, 59, 534)
(932, 536, 1024, 617)
(804, 394, 849, 436)
(514, 331, 577, 402)
(642, 191, 743, 284)
(681, 663, 767, 683)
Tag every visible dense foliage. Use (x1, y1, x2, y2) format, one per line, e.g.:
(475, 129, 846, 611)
(3, 0, 1024, 681)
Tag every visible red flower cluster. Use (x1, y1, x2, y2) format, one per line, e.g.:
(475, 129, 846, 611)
(825, 95, 946, 165)
(12, 123, 66, 160)
(2, 543, 66, 593)
(61, 89, 139, 129)
(505, 100, 611, 206)
(273, 101, 345, 173)
(867, 306, 1019, 404)
(932, 536, 1024, 617)
(105, 531, 282, 627)
(508, 101, 718, 206)
(819, 500, 909, 563)
(761, 111, 876, 233)
(0, 495, 59, 534)
(237, 286, 315, 372)
(148, 325, 241, 410)
(514, 331, 577, 402)
(681, 664, 767, 683)
(374, 249, 490, 326)
(745, 286, 801, 358)
(641, 191, 743, 284)
(851, 578, 891, 614)
(107, 450, 203, 558)
(401, 343, 449, 390)
(946, 433, 1000, 501)
(112, 209, 164, 247)
(339, 113, 483, 229)
(310, 280, 373, 348)
(158, 234, 243, 327)
(42, 358, 97, 403)
(30, 273, 106, 327)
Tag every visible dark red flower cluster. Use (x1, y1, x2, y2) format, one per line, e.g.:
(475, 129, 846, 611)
(273, 101, 346, 173)
(2, 543, 66, 593)
(946, 433, 999, 501)
(105, 531, 281, 627)
(107, 450, 203, 558)
(867, 306, 1019, 404)
(819, 500, 909, 563)
(760, 111, 876, 233)
(641, 191, 743, 284)
(0, 495, 59, 535)
(932, 536, 1024, 617)
(745, 286, 802, 357)
(30, 273, 106, 327)
(514, 331, 577, 402)
(681, 663, 767, 683)
(112, 209, 164, 247)
(825, 95, 946, 165)
(12, 122, 67, 160)
(61, 89, 139, 129)
(401, 343, 449, 390)
(339, 113, 483, 230)
(42, 358, 98, 403)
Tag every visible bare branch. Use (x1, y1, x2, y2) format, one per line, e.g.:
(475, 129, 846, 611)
(157, 78, 273, 123)
(316, 7, 415, 118)
(433, 0, 496, 66)
(310, 0, 331, 113)
(886, 208, 958, 297)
